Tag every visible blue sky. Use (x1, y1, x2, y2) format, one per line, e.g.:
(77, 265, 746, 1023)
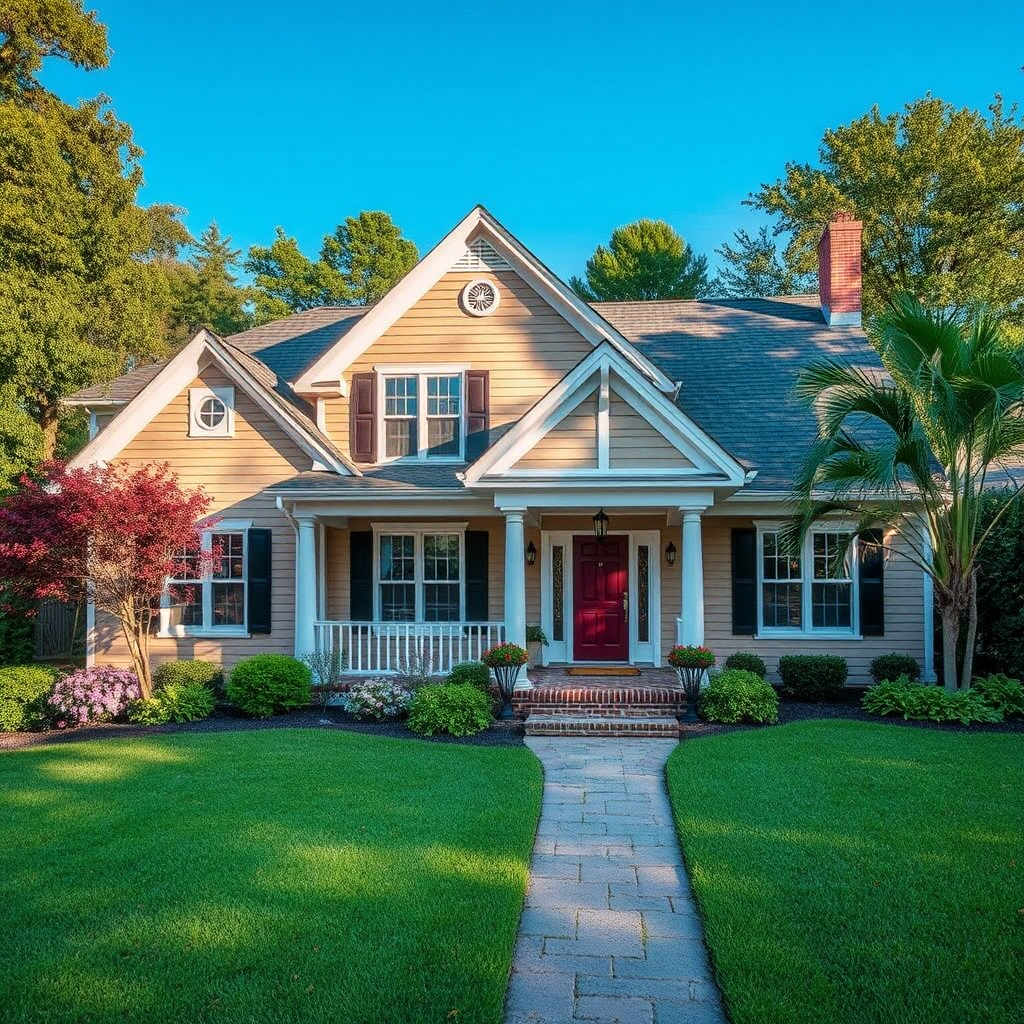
(43, 0, 1024, 280)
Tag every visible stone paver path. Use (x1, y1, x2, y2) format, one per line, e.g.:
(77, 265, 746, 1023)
(505, 738, 726, 1024)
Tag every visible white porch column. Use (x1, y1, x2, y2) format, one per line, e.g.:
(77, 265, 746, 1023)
(503, 508, 530, 687)
(294, 515, 318, 658)
(677, 510, 705, 646)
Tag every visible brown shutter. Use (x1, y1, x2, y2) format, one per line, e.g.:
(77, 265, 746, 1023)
(465, 370, 490, 461)
(349, 372, 377, 464)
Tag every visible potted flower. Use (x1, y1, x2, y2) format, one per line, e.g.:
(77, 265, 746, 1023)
(667, 645, 716, 722)
(526, 625, 548, 668)
(481, 642, 529, 720)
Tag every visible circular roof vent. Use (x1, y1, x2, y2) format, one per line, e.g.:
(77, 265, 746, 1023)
(460, 278, 500, 317)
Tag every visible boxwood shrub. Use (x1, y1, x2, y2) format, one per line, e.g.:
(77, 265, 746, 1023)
(156, 681, 215, 722)
(870, 653, 921, 683)
(228, 654, 312, 718)
(723, 652, 767, 678)
(777, 654, 848, 701)
(0, 665, 60, 732)
(700, 669, 778, 724)
(408, 683, 491, 737)
(446, 661, 492, 695)
(153, 659, 225, 696)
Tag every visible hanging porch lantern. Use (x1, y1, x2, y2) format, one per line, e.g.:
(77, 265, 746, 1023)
(592, 508, 609, 540)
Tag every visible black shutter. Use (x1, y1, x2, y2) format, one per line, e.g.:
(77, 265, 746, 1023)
(350, 372, 377, 463)
(731, 528, 757, 635)
(465, 530, 489, 622)
(859, 528, 885, 636)
(247, 528, 272, 634)
(350, 530, 373, 621)
(465, 370, 490, 461)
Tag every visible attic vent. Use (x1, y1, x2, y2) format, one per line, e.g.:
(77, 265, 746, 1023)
(451, 238, 511, 272)
(460, 278, 501, 317)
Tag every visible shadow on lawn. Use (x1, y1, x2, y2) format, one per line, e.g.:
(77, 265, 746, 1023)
(1, 731, 542, 1024)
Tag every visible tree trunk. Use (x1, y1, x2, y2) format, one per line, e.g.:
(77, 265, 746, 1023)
(39, 401, 60, 462)
(940, 605, 959, 695)
(119, 607, 153, 699)
(960, 571, 978, 690)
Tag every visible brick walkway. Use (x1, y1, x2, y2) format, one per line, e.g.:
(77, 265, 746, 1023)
(505, 738, 726, 1024)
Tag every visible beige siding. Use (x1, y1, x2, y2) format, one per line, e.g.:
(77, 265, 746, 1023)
(95, 360, 309, 670)
(703, 517, 926, 684)
(608, 392, 692, 469)
(321, 270, 594, 459)
(514, 392, 598, 470)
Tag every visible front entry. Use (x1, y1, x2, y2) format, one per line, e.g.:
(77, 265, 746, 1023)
(573, 536, 628, 661)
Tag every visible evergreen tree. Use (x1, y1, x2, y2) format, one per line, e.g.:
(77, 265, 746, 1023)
(171, 223, 251, 338)
(570, 220, 711, 301)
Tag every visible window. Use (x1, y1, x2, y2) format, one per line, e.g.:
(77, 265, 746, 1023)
(758, 525, 856, 635)
(374, 526, 465, 621)
(379, 371, 465, 461)
(162, 526, 248, 635)
(189, 387, 234, 437)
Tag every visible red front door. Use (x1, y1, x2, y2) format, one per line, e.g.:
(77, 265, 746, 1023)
(573, 536, 628, 662)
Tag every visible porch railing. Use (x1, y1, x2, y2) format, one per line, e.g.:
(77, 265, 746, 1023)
(314, 621, 506, 676)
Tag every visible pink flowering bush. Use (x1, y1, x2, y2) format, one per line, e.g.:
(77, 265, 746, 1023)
(344, 678, 412, 722)
(48, 666, 141, 728)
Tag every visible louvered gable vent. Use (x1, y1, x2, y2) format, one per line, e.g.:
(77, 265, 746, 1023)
(451, 237, 511, 272)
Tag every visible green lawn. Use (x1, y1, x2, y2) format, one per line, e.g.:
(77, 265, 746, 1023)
(667, 721, 1024, 1024)
(0, 730, 542, 1024)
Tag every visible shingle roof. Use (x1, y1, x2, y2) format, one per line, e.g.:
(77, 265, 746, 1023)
(594, 295, 883, 491)
(271, 465, 466, 492)
(67, 361, 166, 403)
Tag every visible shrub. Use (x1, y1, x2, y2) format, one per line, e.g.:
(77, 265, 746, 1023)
(526, 625, 548, 646)
(228, 654, 312, 718)
(699, 669, 778, 724)
(408, 683, 491, 737)
(778, 655, 848, 701)
(126, 697, 171, 725)
(0, 665, 60, 731)
(870, 653, 921, 683)
(971, 674, 1024, 718)
(723, 652, 767, 677)
(48, 666, 140, 728)
(446, 661, 492, 695)
(396, 643, 442, 689)
(153, 659, 225, 696)
(301, 647, 348, 687)
(157, 681, 215, 722)
(344, 678, 412, 721)
(863, 677, 1003, 724)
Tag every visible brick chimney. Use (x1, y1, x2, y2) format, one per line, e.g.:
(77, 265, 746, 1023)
(818, 212, 862, 326)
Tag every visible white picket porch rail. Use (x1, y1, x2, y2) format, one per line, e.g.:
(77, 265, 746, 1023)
(314, 621, 506, 676)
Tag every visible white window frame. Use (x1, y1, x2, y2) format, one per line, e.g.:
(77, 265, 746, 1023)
(754, 521, 860, 639)
(188, 386, 235, 438)
(159, 519, 251, 637)
(375, 366, 468, 463)
(370, 522, 468, 623)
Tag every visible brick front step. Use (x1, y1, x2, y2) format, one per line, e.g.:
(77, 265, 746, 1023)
(522, 704, 686, 718)
(524, 714, 681, 738)
(513, 684, 688, 721)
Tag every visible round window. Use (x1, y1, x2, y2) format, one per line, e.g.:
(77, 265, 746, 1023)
(198, 396, 227, 430)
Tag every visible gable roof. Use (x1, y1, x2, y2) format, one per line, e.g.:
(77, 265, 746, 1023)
(67, 329, 357, 475)
(595, 295, 885, 491)
(291, 205, 675, 394)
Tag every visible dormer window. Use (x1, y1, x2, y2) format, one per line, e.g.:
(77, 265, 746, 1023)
(189, 387, 235, 438)
(380, 370, 463, 461)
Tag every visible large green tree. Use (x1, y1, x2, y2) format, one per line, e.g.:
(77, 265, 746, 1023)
(712, 226, 815, 298)
(753, 96, 1024, 324)
(0, 2, 188, 462)
(322, 210, 419, 304)
(789, 296, 1024, 691)
(571, 219, 711, 301)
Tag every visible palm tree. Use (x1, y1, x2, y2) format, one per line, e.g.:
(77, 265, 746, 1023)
(789, 295, 1024, 691)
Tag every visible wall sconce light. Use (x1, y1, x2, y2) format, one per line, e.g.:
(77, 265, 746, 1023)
(592, 508, 609, 539)
(665, 541, 677, 566)
(526, 541, 537, 566)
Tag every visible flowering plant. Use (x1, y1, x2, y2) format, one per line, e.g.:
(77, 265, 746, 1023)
(48, 666, 141, 728)
(667, 645, 716, 670)
(344, 678, 413, 722)
(481, 643, 529, 668)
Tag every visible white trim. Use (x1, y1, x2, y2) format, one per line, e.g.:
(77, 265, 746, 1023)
(67, 329, 355, 476)
(597, 363, 610, 471)
(188, 386, 235, 438)
(85, 593, 96, 669)
(922, 525, 936, 681)
(466, 343, 747, 486)
(317, 521, 327, 620)
(293, 206, 674, 394)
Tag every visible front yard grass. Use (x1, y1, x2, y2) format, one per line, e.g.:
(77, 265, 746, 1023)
(0, 730, 542, 1024)
(667, 720, 1024, 1024)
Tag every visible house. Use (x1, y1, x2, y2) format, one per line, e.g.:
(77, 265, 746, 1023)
(67, 207, 933, 687)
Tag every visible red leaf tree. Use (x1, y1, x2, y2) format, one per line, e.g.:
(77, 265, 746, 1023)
(0, 462, 215, 697)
